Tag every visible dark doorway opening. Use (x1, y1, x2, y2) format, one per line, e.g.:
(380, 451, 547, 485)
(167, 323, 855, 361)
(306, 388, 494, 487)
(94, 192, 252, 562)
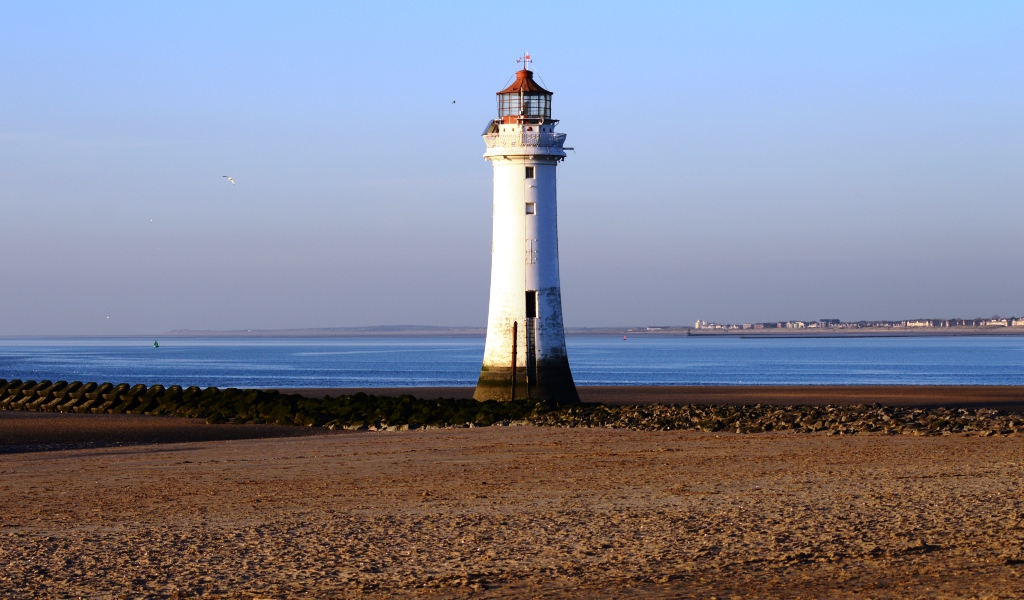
(525, 291, 537, 318)
(525, 291, 538, 396)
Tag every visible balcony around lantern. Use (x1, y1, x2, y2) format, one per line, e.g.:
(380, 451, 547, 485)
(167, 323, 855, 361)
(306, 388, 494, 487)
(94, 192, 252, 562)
(483, 131, 567, 150)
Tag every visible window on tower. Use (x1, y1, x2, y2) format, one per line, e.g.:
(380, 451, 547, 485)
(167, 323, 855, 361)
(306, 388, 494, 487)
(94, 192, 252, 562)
(526, 202, 536, 215)
(525, 166, 535, 179)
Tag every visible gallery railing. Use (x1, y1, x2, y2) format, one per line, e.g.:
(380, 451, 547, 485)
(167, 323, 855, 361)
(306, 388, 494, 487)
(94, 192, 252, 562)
(483, 132, 567, 149)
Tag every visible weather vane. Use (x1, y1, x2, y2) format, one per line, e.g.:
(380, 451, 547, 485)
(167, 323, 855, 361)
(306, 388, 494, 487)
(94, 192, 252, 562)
(517, 52, 532, 70)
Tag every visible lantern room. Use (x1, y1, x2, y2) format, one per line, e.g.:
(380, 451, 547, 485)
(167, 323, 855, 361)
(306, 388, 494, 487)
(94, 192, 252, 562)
(496, 69, 552, 124)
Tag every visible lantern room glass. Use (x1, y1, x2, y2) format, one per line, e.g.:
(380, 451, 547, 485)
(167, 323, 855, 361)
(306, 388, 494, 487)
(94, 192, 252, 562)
(497, 92, 551, 120)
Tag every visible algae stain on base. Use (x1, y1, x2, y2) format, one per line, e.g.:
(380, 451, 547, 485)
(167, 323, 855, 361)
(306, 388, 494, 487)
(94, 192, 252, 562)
(474, 57, 579, 404)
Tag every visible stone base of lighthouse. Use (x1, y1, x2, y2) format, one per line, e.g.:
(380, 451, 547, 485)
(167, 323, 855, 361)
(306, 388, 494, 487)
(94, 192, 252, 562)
(474, 357, 579, 404)
(474, 285, 580, 405)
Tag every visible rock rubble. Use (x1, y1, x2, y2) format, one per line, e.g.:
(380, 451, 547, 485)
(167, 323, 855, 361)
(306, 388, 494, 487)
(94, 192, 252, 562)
(534, 403, 1023, 436)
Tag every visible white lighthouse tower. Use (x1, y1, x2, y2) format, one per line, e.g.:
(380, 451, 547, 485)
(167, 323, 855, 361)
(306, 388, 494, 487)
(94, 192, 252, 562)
(474, 55, 579, 404)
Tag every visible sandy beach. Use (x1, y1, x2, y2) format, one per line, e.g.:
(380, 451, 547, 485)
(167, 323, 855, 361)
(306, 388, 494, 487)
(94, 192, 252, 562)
(1, 415, 1023, 598)
(3, 387, 1024, 598)
(1, 428, 1022, 599)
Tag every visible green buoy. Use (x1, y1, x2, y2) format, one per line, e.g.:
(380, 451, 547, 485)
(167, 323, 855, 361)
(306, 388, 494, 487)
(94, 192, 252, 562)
(153, 340, 159, 348)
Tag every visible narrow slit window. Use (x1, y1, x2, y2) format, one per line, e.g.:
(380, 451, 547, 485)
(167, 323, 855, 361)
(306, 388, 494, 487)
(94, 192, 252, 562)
(525, 291, 537, 318)
(525, 202, 536, 215)
(525, 166, 535, 179)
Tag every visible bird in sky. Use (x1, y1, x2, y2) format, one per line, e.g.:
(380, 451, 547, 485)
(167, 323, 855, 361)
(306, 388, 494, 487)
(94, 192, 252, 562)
(451, 100, 456, 104)
(223, 176, 235, 185)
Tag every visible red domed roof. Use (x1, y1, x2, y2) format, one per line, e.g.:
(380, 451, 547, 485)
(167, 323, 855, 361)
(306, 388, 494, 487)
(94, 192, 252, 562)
(497, 70, 551, 95)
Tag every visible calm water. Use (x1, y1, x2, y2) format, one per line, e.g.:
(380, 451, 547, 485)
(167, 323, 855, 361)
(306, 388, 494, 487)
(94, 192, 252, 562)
(1, 336, 1023, 387)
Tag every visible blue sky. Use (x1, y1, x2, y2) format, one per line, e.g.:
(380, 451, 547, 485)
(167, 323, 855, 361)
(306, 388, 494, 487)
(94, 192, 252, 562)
(2, 1, 1022, 334)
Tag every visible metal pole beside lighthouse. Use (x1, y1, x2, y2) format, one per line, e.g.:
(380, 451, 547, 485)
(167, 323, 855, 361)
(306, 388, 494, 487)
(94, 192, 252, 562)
(474, 55, 580, 404)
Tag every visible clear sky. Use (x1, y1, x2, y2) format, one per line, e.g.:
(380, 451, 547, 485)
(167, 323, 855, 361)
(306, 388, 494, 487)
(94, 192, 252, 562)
(2, 1, 1022, 335)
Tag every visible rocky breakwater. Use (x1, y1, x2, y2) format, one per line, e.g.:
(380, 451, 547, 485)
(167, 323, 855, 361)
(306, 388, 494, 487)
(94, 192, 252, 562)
(3, 377, 1023, 436)
(533, 404, 1024, 436)
(0, 378, 543, 428)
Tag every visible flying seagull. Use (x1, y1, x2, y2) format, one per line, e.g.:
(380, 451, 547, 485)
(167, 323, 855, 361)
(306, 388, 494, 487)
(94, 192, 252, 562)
(223, 176, 235, 185)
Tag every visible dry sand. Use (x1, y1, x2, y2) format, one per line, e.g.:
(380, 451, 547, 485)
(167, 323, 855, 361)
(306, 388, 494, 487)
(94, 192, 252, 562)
(2, 426, 1024, 599)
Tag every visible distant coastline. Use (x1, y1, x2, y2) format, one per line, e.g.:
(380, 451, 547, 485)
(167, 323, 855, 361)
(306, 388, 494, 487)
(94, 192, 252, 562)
(6, 325, 1024, 339)
(158, 325, 1024, 338)
(690, 316, 1024, 337)
(686, 327, 1024, 338)
(163, 326, 487, 338)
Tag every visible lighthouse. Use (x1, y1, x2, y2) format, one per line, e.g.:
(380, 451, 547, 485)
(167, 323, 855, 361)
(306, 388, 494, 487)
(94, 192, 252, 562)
(474, 55, 579, 404)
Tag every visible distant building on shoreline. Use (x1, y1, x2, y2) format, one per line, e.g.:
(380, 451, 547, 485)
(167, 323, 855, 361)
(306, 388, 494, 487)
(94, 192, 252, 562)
(692, 316, 1024, 331)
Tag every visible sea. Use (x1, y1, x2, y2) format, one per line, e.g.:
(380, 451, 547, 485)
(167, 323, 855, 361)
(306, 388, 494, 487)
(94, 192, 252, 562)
(1, 335, 1023, 388)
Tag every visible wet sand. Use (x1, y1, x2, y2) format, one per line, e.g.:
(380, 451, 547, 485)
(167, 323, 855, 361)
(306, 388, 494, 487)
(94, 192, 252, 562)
(280, 385, 1024, 411)
(0, 411, 336, 454)
(2, 427, 1023, 598)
